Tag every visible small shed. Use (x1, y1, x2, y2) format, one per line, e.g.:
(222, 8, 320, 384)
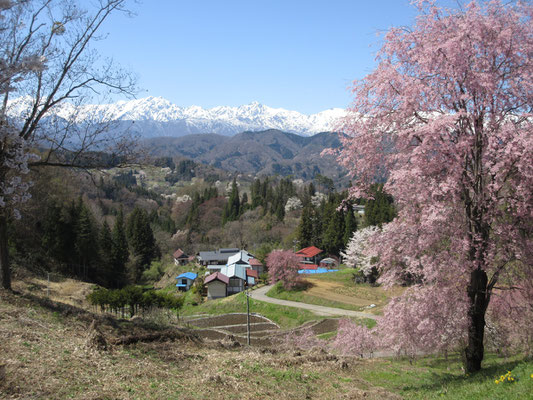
(248, 258, 264, 274)
(205, 272, 229, 299)
(246, 269, 258, 286)
(319, 257, 339, 269)
(176, 272, 197, 291)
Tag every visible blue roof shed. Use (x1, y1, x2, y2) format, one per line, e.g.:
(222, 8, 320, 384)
(176, 272, 197, 290)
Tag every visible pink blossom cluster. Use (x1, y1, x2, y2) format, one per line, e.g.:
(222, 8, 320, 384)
(337, 0, 533, 356)
(266, 250, 301, 290)
(281, 327, 324, 351)
(330, 319, 376, 357)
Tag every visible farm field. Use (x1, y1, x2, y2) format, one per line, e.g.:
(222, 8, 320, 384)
(267, 269, 405, 315)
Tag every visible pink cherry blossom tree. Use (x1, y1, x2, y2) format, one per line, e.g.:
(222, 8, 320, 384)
(336, 0, 533, 372)
(266, 250, 301, 290)
(330, 319, 376, 358)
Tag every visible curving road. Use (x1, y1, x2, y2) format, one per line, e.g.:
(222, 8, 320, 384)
(248, 285, 379, 320)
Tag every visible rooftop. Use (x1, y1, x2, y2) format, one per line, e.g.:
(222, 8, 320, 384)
(204, 272, 230, 285)
(295, 246, 323, 258)
(176, 272, 197, 281)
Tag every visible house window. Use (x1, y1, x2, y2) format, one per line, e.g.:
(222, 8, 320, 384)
(181, 279, 187, 285)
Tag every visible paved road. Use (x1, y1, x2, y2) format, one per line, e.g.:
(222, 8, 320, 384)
(249, 285, 379, 320)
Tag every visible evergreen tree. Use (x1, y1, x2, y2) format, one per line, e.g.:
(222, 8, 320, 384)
(111, 207, 129, 288)
(297, 205, 314, 248)
(41, 200, 70, 264)
(222, 179, 241, 223)
(126, 207, 158, 277)
(98, 221, 114, 287)
(322, 203, 345, 255)
(343, 206, 358, 246)
(75, 204, 99, 280)
(364, 184, 395, 227)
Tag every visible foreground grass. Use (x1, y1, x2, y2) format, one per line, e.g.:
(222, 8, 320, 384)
(361, 353, 533, 399)
(3, 289, 532, 400)
(180, 290, 320, 329)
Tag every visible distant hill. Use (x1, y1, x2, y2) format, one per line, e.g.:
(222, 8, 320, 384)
(143, 130, 347, 183)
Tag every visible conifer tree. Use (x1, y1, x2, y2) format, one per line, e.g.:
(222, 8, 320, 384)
(297, 205, 314, 248)
(343, 206, 358, 246)
(75, 204, 98, 280)
(126, 207, 157, 273)
(222, 179, 241, 223)
(99, 221, 114, 286)
(111, 207, 128, 288)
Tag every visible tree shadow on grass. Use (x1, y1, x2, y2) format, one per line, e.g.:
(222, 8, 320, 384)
(398, 355, 526, 394)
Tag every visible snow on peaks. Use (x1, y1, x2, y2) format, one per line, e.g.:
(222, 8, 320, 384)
(7, 96, 346, 137)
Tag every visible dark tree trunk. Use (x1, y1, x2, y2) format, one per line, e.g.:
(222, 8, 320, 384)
(0, 212, 11, 290)
(465, 268, 488, 373)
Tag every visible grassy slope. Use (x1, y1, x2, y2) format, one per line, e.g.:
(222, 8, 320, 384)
(266, 281, 364, 312)
(2, 290, 532, 400)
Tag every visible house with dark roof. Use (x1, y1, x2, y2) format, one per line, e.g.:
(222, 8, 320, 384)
(176, 272, 197, 291)
(173, 249, 194, 266)
(295, 246, 323, 265)
(205, 272, 229, 299)
(197, 248, 240, 268)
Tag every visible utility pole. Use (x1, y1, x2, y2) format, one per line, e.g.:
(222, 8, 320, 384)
(246, 284, 251, 346)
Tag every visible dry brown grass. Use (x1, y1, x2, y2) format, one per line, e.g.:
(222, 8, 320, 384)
(0, 289, 402, 400)
(303, 277, 405, 314)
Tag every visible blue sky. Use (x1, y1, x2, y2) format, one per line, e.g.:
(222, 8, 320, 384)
(90, 0, 426, 114)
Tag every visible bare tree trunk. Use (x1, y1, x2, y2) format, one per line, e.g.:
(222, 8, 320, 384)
(0, 211, 11, 290)
(465, 268, 488, 373)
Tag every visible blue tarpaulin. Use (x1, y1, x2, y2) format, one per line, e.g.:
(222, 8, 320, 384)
(298, 268, 339, 274)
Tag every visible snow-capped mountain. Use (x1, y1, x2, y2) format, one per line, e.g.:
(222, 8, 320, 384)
(7, 96, 346, 138)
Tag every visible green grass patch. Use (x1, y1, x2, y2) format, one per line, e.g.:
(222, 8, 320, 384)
(360, 353, 533, 399)
(317, 331, 337, 340)
(180, 291, 320, 329)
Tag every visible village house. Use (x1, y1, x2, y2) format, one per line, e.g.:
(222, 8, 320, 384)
(173, 249, 195, 266)
(197, 248, 239, 269)
(175, 272, 197, 291)
(205, 272, 229, 299)
(248, 257, 264, 274)
(295, 246, 323, 267)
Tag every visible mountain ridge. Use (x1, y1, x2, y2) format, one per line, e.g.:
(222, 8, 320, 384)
(8, 96, 346, 138)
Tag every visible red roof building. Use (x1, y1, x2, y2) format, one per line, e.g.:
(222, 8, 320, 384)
(246, 269, 259, 279)
(295, 246, 323, 258)
(295, 246, 323, 265)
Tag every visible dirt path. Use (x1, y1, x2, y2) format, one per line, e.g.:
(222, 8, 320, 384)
(249, 285, 379, 320)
